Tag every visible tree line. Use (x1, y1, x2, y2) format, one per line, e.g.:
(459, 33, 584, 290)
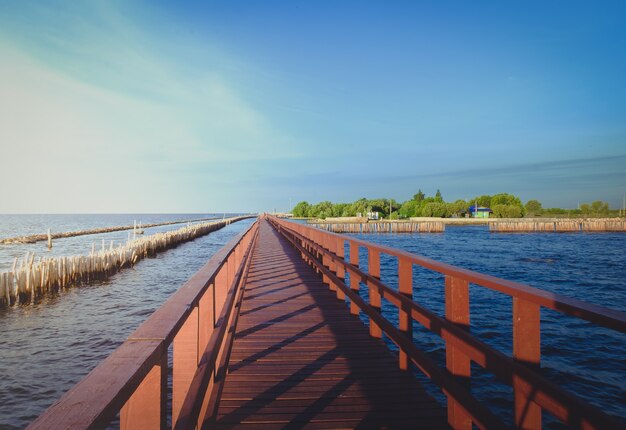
(291, 190, 616, 219)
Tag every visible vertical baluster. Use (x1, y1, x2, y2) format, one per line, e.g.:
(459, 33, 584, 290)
(311, 230, 319, 273)
(398, 257, 413, 370)
(349, 242, 360, 315)
(195, 283, 218, 425)
(121, 350, 167, 430)
(445, 275, 472, 430)
(335, 237, 345, 300)
(227, 254, 235, 291)
(513, 298, 542, 429)
(214, 264, 228, 318)
(322, 233, 331, 286)
(328, 234, 338, 292)
(172, 306, 199, 425)
(235, 242, 242, 267)
(367, 248, 382, 338)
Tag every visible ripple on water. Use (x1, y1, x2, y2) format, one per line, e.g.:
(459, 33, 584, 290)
(0, 218, 255, 429)
(351, 227, 626, 426)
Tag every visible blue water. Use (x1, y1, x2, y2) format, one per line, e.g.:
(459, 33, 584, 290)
(0, 218, 623, 428)
(343, 226, 625, 427)
(0, 213, 237, 271)
(0, 215, 255, 430)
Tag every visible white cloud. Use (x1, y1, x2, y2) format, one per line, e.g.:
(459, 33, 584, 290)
(0, 7, 302, 213)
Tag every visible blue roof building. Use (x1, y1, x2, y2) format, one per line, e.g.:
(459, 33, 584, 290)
(467, 205, 492, 218)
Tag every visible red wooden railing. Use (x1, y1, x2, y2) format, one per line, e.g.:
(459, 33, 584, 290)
(269, 216, 625, 430)
(28, 220, 259, 430)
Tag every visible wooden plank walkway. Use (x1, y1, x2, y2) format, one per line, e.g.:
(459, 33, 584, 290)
(214, 220, 448, 429)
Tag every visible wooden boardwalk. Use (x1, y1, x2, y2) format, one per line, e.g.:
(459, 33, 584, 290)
(214, 220, 447, 429)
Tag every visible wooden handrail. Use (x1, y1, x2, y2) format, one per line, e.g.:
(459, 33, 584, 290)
(28, 219, 259, 430)
(269, 216, 625, 429)
(274, 222, 506, 429)
(274, 218, 626, 333)
(173, 223, 258, 429)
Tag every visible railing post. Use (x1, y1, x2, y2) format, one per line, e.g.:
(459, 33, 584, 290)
(199, 282, 215, 359)
(349, 241, 360, 315)
(367, 248, 382, 338)
(227, 254, 235, 291)
(335, 237, 346, 300)
(214, 264, 228, 317)
(398, 257, 413, 370)
(319, 232, 328, 282)
(445, 275, 472, 430)
(513, 298, 542, 429)
(120, 350, 167, 430)
(235, 242, 242, 267)
(325, 234, 337, 292)
(172, 306, 199, 425)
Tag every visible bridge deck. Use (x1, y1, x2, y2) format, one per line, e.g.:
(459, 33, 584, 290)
(214, 220, 447, 428)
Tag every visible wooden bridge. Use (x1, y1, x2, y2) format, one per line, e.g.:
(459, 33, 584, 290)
(29, 216, 625, 429)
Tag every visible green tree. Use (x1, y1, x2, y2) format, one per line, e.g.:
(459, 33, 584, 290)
(492, 204, 522, 218)
(543, 207, 567, 215)
(331, 203, 348, 217)
(399, 200, 419, 218)
(422, 202, 448, 217)
(470, 195, 492, 208)
(367, 199, 387, 216)
(590, 200, 609, 216)
(580, 203, 591, 216)
(292, 201, 311, 217)
(345, 198, 369, 216)
(435, 189, 443, 202)
(413, 189, 425, 202)
(310, 201, 333, 218)
(490, 193, 525, 216)
(525, 200, 543, 216)
(446, 199, 467, 217)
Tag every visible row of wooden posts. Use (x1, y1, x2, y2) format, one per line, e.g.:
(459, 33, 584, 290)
(308, 221, 445, 233)
(489, 219, 626, 232)
(0, 216, 222, 244)
(0, 217, 249, 307)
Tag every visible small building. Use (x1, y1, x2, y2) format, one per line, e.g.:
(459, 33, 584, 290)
(467, 205, 492, 218)
(366, 211, 380, 220)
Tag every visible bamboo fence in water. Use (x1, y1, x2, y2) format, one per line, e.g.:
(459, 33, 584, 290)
(0, 216, 252, 307)
(309, 221, 445, 233)
(489, 219, 626, 232)
(0, 216, 223, 245)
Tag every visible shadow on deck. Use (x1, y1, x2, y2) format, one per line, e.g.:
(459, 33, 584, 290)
(214, 220, 447, 429)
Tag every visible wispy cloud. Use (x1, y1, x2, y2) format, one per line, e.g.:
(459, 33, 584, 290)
(0, 1, 304, 212)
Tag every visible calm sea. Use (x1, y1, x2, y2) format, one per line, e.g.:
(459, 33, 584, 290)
(0, 217, 624, 428)
(345, 226, 625, 428)
(0, 214, 255, 430)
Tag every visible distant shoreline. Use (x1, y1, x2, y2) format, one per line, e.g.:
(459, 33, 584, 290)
(302, 216, 625, 226)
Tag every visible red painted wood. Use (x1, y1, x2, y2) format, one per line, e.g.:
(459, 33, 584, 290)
(269, 217, 624, 429)
(445, 275, 472, 430)
(513, 298, 542, 429)
(120, 352, 167, 430)
(398, 257, 413, 371)
(349, 241, 360, 315)
(335, 237, 346, 301)
(172, 306, 198, 425)
(215, 220, 447, 428)
(367, 248, 382, 338)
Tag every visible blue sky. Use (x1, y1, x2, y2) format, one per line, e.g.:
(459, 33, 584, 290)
(0, 1, 624, 213)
